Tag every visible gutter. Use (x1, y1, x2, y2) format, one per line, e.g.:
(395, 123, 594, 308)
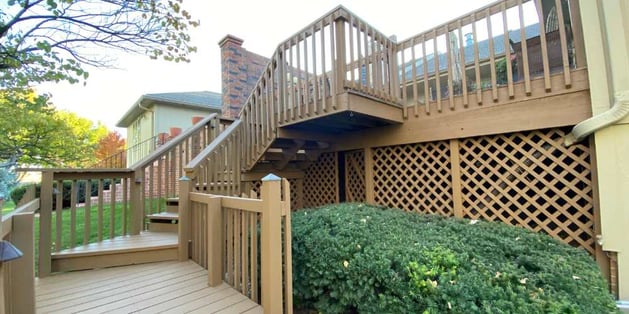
(564, 91, 629, 146)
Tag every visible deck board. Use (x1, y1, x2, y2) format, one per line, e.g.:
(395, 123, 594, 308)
(36, 260, 262, 314)
(53, 231, 178, 257)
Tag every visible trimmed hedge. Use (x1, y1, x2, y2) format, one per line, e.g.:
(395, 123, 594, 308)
(292, 203, 618, 313)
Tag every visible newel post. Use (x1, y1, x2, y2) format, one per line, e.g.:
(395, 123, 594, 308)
(178, 173, 192, 261)
(260, 174, 283, 313)
(38, 171, 53, 277)
(129, 169, 144, 235)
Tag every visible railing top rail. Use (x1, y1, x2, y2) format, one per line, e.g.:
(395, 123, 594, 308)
(184, 119, 242, 174)
(1, 198, 38, 238)
(397, 0, 525, 47)
(17, 167, 132, 173)
(130, 113, 219, 170)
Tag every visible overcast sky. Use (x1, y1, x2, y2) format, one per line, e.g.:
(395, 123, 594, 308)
(35, 0, 494, 135)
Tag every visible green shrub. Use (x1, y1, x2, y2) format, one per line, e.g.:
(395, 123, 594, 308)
(9, 184, 30, 204)
(292, 203, 618, 313)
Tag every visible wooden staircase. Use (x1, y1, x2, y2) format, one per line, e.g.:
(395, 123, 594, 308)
(251, 139, 330, 172)
(146, 198, 179, 233)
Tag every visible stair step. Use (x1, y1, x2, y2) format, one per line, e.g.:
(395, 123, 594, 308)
(146, 212, 178, 233)
(166, 197, 179, 213)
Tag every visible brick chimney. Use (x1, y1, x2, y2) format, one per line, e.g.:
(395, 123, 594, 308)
(218, 34, 270, 119)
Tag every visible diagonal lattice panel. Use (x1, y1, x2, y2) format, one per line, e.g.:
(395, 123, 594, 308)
(458, 128, 595, 254)
(345, 150, 366, 202)
(304, 152, 338, 208)
(373, 141, 453, 216)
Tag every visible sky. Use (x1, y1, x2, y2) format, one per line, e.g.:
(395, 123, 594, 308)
(35, 0, 495, 136)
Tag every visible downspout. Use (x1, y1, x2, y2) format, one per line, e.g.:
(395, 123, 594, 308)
(564, 91, 629, 146)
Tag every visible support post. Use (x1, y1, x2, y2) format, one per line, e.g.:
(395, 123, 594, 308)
(130, 169, 144, 235)
(10, 213, 35, 314)
(260, 174, 283, 313)
(206, 196, 223, 286)
(39, 171, 53, 278)
(178, 174, 192, 261)
(449, 139, 464, 218)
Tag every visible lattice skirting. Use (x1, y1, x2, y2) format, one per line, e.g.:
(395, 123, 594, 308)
(345, 150, 366, 203)
(370, 127, 596, 255)
(303, 152, 338, 208)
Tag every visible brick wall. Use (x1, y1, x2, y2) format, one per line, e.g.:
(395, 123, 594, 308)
(219, 35, 270, 118)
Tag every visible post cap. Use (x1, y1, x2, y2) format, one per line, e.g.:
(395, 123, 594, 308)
(261, 173, 281, 182)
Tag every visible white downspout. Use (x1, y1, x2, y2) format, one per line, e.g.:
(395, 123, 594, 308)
(564, 90, 629, 146)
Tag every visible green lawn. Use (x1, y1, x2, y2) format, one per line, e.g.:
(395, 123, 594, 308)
(2, 199, 16, 215)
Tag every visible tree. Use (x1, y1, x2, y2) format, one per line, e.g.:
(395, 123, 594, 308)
(94, 130, 126, 167)
(0, 0, 199, 87)
(0, 88, 108, 168)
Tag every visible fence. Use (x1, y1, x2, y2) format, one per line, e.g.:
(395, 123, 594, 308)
(1, 198, 38, 314)
(184, 176, 293, 314)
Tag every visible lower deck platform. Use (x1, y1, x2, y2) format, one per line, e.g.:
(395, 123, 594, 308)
(36, 260, 263, 314)
(51, 231, 179, 273)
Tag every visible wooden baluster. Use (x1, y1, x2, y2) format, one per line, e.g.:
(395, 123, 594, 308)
(422, 35, 430, 115)
(487, 9, 498, 102)
(534, 0, 551, 91)
(554, 0, 571, 88)
(502, 2, 515, 98)
(70, 180, 77, 248)
(411, 39, 419, 116)
(288, 41, 295, 121)
(297, 34, 303, 118)
(321, 19, 328, 112)
(97, 179, 104, 242)
(311, 25, 320, 114)
(122, 177, 127, 235)
(401, 41, 408, 118)
(433, 29, 442, 112)
(303, 34, 311, 117)
(348, 16, 356, 89)
(457, 20, 469, 107)
(518, 0, 532, 95)
(55, 179, 63, 251)
(250, 210, 258, 302)
(446, 27, 455, 110)
(84, 179, 91, 244)
(363, 20, 370, 95)
(110, 179, 116, 239)
(472, 13, 482, 105)
(331, 15, 339, 110)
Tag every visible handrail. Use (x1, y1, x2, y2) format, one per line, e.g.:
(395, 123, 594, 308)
(130, 113, 219, 170)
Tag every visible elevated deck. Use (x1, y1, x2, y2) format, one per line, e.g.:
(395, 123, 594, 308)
(51, 231, 178, 273)
(36, 260, 262, 314)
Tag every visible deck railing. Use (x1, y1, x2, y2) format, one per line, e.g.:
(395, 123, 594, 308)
(90, 133, 169, 169)
(130, 114, 232, 215)
(395, 0, 585, 116)
(35, 114, 233, 277)
(182, 176, 293, 314)
(1, 198, 38, 314)
(38, 169, 136, 277)
(239, 6, 398, 170)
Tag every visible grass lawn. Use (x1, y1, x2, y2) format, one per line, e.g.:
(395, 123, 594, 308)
(2, 199, 16, 215)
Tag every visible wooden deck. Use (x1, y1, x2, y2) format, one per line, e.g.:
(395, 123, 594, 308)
(51, 231, 179, 273)
(36, 260, 263, 314)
